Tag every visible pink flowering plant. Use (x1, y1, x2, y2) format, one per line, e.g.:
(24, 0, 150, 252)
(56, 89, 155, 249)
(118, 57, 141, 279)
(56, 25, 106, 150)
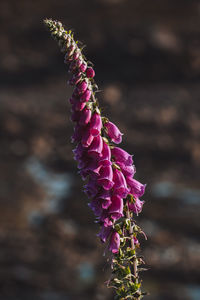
(44, 19, 147, 299)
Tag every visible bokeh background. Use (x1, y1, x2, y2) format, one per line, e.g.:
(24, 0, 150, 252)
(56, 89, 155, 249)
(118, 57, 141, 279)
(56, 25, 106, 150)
(1, 0, 200, 299)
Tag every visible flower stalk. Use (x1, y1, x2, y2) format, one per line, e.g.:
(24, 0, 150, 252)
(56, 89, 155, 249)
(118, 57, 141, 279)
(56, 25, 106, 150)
(44, 18, 147, 299)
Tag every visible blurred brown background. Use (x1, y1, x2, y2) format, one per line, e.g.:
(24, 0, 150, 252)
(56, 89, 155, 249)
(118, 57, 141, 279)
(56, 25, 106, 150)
(1, 0, 200, 299)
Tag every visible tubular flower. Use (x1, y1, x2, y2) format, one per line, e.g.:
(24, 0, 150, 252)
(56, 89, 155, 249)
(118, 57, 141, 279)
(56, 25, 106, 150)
(44, 19, 147, 300)
(104, 121, 123, 144)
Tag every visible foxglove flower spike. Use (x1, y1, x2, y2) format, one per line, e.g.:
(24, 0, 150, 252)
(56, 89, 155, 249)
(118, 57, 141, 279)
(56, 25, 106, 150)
(44, 18, 148, 299)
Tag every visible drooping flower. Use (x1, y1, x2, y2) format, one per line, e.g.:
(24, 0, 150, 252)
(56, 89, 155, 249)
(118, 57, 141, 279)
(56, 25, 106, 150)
(109, 195, 124, 220)
(111, 147, 133, 166)
(126, 177, 146, 198)
(104, 121, 123, 144)
(88, 135, 103, 156)
(113, 168, 129, 198)
(98, 141, 111, 167)
(98, 165, 114, 190)
(98, 225, 112, 243)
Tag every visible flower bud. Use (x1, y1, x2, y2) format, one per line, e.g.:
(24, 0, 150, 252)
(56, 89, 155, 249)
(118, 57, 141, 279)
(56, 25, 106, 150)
(76, 58, 82, 68)
(86, 67, 95, 78)
(79, 62, 87, 72)
(66, 35, 71, 47)
(69, 61, 77, 73)
(73, 50, 80, 60)
(67, 43, 76, 58)
(77, 81, 88, 94)
(68, 72, 82, 86)
(75, 101, 86, 111)
(80, 89, 91, 103)
(79, 107, 92, 125)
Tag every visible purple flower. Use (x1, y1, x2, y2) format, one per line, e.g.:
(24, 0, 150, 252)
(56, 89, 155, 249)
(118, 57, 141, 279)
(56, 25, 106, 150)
(77, 80, 88, 94)
(84, 176, 99, 198)
(98, 141, 111, 167)
(117, 162, 136, 177)
(68, 72, 81, 86)
(98, 225, 112, 243)
(80, 158, 101, 179)
(90, 113, 102, 136)
(99, 211, 113, 227)
(109, 195, 124, 220)
(81, 127, 94, 147)
(113, 168, 129, 198)
(126, 177, 146, 198)
(71, 124, 83, 143)
(89, 197, 103, 216)
(98, 165, 114, 190)
(79, 107, 92, 125)
(104, 121, 123, 144)
(80, 89, 91, 102)
(96, 189, 112, 209)
(109, 231, 120, 253)
(73, 143, 85, 161)
(111, 147, 133, 166)
(74, 100, 86, 111)
(88, 135, 103, 156)
(79, 62, 87, 72)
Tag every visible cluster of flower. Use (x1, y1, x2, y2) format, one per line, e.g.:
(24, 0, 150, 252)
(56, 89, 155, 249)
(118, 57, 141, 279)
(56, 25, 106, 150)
(63, 38, 146, 254)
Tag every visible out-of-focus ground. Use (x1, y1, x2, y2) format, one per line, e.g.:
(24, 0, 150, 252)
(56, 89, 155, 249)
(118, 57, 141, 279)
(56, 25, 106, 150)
(1, 0, 200, 299)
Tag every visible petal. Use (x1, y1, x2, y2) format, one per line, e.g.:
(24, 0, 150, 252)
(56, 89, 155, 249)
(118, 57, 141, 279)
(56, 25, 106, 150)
(126, 177, 146, 197)
(111, 147, 133, 166)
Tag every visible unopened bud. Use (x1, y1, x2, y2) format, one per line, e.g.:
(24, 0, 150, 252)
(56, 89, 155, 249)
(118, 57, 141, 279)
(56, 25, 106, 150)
(79, 62, 87, 72)
(86, 67, 95, 78)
